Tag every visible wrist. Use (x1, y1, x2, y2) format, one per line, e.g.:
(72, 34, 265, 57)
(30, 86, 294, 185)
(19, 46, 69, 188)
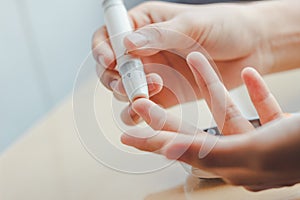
(251, 0, 300, 73)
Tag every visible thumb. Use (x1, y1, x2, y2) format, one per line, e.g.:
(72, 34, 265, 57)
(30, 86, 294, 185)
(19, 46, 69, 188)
(124, 19, 200, 56)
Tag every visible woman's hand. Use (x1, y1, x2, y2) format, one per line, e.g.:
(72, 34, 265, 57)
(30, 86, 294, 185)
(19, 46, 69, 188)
(92, 1, 275, 124)
(120, 52, 300, 191)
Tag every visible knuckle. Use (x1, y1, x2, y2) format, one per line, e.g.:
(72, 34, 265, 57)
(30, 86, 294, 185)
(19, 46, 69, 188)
(225, 103, 240, 122)
(265, 111, 283, 122)
(143, 24, 164, 43)
(99, 69, 119, 90)
(152, 27, 165, 42)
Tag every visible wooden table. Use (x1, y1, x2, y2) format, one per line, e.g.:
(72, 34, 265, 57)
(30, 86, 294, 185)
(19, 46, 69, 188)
(1, 73, 300, 200)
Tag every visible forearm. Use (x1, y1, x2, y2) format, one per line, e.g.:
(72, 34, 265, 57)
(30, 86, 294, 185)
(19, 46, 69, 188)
(253, 0, 300, 73)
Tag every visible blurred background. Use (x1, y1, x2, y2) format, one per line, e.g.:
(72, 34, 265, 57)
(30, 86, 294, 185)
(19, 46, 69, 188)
(1, 0, 299, 153)
(0, 0, 146, 152)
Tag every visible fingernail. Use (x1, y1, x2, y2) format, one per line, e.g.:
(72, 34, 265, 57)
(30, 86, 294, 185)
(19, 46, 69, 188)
(148, 77, 156, 92)
(128, 106, 140, 122)
(110, 80, 118, 90)
(129, 106, 136, 118)
(126, 33, 148, 47)
(98, 55, 107, 68)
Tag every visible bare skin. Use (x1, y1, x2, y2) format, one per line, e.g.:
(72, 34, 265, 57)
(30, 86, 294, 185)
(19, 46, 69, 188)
(92, 0, 300, 121)
(121, 52, 300, 192)
(92, 0, 300, 191)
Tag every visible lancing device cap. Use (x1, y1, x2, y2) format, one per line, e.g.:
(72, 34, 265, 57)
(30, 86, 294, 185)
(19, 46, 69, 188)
(119, 59, 149, 101)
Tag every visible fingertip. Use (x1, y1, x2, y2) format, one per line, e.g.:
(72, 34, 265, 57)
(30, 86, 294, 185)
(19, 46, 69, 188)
(121, 106, 141, 126)
(99, 68, 121, 92)
(242, 67, 282, 124)
(241, 67, 264, 89)
(241, 67, 258, 80)
(146, 73, 163, 95)
(131, 98, 153, 119)
(186, 52, 211, 78)
(186, 52, 203, 80)
(132, 98, 168, 130)
(187, 52, 206, 65)
(120, 134, 131, 145)
(241, 67, 252, 84)
(186, 51, 220, 88)
(147, 73, 163, 85)
(242, 66, 256, 73)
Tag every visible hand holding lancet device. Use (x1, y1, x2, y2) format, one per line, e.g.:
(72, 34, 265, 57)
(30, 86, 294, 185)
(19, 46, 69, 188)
(102, 0, 263, 180)
(101, 0, 149, 101)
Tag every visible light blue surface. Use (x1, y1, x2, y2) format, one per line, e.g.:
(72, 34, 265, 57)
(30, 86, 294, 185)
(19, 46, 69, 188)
(0, 0, 147, 153)
(0, 0, 46, 151)
(0, 0, 104, 152)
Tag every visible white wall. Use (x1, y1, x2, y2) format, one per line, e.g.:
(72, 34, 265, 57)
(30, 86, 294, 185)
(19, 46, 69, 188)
(0, 0, 147, 153)
(0, 0, 105, 152)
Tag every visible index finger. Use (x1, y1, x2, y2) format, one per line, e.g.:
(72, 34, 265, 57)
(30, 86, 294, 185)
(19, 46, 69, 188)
(131, 98, 202, 135)
(187, 52, 254, 135)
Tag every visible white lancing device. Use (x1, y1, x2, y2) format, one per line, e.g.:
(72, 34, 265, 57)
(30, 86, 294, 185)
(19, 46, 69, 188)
(102, 0, 149, 101)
